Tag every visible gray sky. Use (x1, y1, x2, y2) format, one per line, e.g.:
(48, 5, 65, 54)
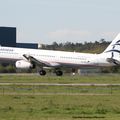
(0, 0, 120, 44)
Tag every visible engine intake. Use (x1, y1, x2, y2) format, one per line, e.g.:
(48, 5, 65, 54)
(15, 60, 33, 69)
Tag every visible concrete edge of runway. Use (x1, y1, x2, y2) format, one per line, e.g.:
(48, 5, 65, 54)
(0, 92, 113, 96)
(0, 83, 119, 86)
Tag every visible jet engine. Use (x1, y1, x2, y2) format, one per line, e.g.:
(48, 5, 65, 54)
(15, 60, 33, 69)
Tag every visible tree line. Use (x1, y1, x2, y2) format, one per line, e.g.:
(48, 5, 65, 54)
(42, 39, 110, 53)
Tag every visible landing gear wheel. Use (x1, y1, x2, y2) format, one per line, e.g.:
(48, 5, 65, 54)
(39, 70, 46, 76)
(55, 70, 63, 76)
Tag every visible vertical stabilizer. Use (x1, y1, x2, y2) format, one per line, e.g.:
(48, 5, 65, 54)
(103, 33, 120, 65)
(104, 33, 120, 53)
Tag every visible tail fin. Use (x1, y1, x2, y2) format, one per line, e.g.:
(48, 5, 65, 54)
(103, 33, 120, 53)
(103, 33, 120, 65)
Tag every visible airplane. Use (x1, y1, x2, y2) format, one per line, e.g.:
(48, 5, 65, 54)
(0, 33, 120, 76)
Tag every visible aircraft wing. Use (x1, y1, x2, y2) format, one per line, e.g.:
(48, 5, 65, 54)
(23, 54, 60, 67)
(106, 58, 120, 65)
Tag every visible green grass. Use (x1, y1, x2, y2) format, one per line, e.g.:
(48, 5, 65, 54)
(0, 74, 120, 119)
(0, 73, 120, 84)
(0, 95, 120, 120)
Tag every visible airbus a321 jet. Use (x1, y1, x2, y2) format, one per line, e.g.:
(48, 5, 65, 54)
(0, 33, 120, 76)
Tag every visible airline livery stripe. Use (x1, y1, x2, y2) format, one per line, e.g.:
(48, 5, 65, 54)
(106, 49, 120, 53)
(113, 43, 120, 46)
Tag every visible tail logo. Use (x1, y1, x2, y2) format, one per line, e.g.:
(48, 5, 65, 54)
(106, 40, 120, 58)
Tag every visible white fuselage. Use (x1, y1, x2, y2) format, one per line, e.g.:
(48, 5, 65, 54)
(0, 46, 112, 68)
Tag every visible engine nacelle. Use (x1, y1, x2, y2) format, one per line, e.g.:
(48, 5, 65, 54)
(15, 60, 33, 69)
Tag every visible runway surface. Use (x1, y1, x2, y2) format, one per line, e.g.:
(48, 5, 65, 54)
(0, 92, 112, 96)
(0, 82, 119, 86)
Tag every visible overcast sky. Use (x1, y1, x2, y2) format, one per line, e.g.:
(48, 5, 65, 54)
(0, 0, 120, 44)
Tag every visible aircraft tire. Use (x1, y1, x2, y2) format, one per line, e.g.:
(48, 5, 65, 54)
(39, 70, 46, 76)
(56, 70, 63, 76)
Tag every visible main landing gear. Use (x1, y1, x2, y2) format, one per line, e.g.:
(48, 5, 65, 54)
(39, 69, 63, 76)
(55, 70, 63, 76)
(39, 70, 46, 76)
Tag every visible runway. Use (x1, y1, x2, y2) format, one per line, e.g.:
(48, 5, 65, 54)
(0, 82, 119, 86)
(0, 92, 111, 96)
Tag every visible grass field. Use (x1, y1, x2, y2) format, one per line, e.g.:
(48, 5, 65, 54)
(0, 74, 120, 120)
(1, 95, 120, 120)
(0, 73, 120, 83)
